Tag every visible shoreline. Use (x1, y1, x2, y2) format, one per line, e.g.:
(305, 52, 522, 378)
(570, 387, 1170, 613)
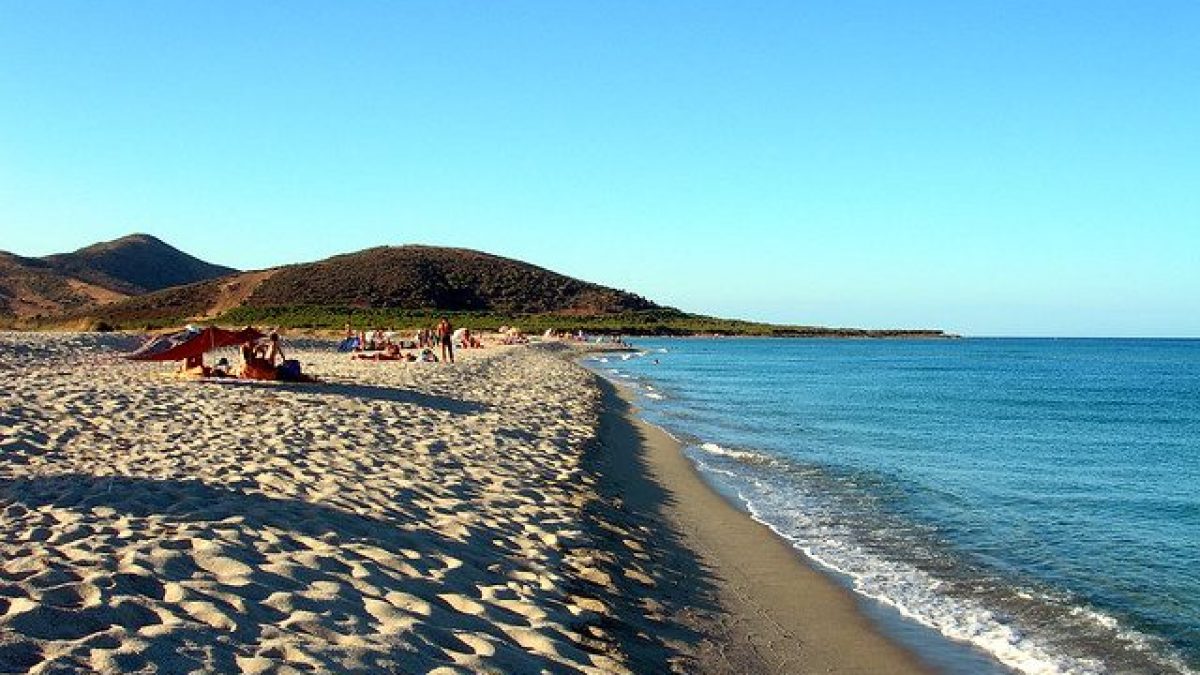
(588, 373, 934, 673)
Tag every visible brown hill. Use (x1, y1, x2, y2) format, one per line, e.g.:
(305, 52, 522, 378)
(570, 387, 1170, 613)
(43, 234, 236, 295)
(247, 246, 657, 314)
(36, 242, 950, 338)
(0, 234, 237, 319)
(78, 245, 660, 325)
(0, 252, 119, 318)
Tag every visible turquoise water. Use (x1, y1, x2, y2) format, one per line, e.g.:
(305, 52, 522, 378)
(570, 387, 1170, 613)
(587, 338, 1200, 674)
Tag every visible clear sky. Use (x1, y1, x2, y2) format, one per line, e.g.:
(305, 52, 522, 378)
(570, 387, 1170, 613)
(1, 2, 1197, 336)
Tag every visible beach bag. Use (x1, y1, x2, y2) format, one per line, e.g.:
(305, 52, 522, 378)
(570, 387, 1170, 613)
(278, 359, 302, 381)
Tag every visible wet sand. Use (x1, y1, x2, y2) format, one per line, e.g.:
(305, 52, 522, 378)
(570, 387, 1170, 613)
(589, 375, 934, 674)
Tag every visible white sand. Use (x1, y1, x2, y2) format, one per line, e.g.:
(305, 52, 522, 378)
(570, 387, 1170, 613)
(0, 333, 633, 673)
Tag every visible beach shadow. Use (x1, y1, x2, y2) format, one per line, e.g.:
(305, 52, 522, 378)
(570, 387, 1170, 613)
(306, 382, 488, 415)
(0, 472, 603, 673)
(574, 376, 724, 672)
(209, 379, 487, 415)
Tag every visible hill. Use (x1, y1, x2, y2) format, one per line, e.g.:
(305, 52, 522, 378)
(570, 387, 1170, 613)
(7, 236, 948, 337)
(243, 246, 657, 314)
(58, 244, 948, 338)
(43, 233, 237, 295)
(69, 245, 659, 325)
(0, 252, 126, 318)
(0, 234, 236, 320)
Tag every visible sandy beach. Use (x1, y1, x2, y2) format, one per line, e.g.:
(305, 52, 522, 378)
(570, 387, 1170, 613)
(1, 332, 927, 673)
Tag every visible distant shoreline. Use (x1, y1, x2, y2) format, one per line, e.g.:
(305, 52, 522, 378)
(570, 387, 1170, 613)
(1, 320, 955, 341)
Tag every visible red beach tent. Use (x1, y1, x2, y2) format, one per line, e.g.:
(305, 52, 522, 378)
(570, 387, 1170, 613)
(126, 326, 265, 362)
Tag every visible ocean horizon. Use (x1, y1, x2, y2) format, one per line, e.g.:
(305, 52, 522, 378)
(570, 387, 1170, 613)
(588, 337, 1199, 674)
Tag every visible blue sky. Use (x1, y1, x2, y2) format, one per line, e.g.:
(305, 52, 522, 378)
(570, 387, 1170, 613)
(1, 2, 1197, 336)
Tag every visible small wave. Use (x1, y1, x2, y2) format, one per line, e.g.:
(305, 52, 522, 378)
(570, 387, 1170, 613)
(686, 436, 1192, 674)
(645, 392, 665, 400)
(696, 442, 772, 464)
(738, 501, 1109, 675)
(1070, 606, 1119, 631)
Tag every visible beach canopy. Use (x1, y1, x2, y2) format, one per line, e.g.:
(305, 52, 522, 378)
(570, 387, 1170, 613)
(126, 326, 265, 362)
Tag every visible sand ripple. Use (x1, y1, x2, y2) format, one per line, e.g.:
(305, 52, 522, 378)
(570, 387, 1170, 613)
(0, 333, 645, 673)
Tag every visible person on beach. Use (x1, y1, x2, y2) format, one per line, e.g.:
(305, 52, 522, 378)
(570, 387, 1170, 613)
(241, 339, 274, 379)
(437, 318, 454, 363)
(262, 332, 285, 366)
(238, 333, 289, 380)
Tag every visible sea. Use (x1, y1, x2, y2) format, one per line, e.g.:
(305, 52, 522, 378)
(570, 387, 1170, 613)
(585, 338, 1199, 675)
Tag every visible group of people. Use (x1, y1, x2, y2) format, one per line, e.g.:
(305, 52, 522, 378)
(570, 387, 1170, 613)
(543, 328, 628, 347)
(348, 328, 416, 352)
(176, 318, 488, 380)
(174, 330, 302, 381)
(346, 318, 465, 364)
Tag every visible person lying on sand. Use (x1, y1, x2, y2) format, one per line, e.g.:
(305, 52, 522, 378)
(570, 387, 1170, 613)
(352, 344, 415, 361)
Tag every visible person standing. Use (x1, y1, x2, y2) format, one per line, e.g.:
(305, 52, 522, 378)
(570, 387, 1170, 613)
(437, 317, 454, 364)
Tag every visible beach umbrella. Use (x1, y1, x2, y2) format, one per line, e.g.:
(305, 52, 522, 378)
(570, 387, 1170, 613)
(126, 327, 265, 362)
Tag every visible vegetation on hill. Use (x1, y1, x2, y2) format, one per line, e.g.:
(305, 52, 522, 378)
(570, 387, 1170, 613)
(214, 305, 946, 338)
(4, 237, 949, 338)
(240, 246, 657, 314)
(39, 300, 944, 338)
(54, 278, 231, 327)
(51, 244, 673, 330)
